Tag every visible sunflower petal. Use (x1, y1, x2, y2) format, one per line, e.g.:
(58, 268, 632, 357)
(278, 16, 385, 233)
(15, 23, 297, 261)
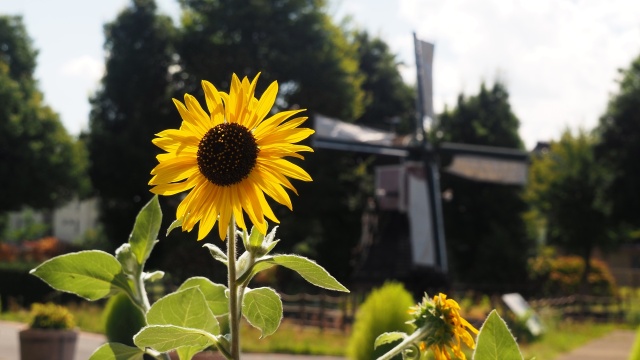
(247, 80, 277, 130)
(253, 109, 305, 139)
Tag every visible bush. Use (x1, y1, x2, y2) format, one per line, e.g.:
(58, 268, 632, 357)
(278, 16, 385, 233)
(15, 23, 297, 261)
(529, 253, 617, 297)
(28, 302, 75, 330)
(347, 282, 415, 360)
(22, 237, 65, 262)
(0, 242, 18, 261)
(102, 293, 146, 346)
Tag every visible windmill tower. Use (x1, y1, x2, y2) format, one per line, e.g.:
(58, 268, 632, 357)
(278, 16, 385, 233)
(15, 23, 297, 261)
(313, 35, 529, 294)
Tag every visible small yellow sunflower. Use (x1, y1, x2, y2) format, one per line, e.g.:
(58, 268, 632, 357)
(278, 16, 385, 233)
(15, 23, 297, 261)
(149, 73, 313, 240)
(409, 293, 478, 360)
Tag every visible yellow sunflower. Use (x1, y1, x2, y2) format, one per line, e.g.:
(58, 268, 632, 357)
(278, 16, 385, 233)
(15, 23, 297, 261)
(410, 293, 479, 360)
(149, 73, 313, 240)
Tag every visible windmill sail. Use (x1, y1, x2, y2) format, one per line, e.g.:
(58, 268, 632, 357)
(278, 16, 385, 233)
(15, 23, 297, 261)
(414, 35, 435, 128)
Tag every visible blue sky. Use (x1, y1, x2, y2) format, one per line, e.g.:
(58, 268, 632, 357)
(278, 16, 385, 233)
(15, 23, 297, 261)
(1, 0, 639, 149)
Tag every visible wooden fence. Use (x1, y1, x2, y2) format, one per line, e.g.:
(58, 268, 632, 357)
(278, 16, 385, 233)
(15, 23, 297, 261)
(280, 293, 358, 331)
(529, 295, 626, 322)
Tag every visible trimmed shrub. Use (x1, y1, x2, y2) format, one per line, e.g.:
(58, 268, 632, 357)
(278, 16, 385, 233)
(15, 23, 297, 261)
(28, 302, 75, 330)
(102, 293, 146, 346)
(347, 282, 415, 360)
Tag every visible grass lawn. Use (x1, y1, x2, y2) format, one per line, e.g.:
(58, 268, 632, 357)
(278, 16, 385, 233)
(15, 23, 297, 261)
(240, 320, 349, 356)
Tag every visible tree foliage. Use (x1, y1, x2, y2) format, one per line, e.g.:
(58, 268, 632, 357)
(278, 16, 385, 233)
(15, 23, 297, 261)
(595, 53, 640, 232)
(435, 81, 530, 286)
(177, 0, 366, 121)
(0, 16, 88, 214)
(526, 130, 611, 292)
(436, 82, 522, 149)
(527, 131, 610, 252)
(86, 0, 416, 284)
(173, 0, 374, 284)
(87, 0, 177, 244)
(352, 31, 415, 134)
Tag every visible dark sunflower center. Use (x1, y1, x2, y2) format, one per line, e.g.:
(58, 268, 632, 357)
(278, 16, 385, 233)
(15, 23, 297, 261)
(197, 123, 259, 186)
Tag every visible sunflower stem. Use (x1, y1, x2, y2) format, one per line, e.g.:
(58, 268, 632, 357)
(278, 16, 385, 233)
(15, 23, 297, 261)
(227, 215, 240, 360)
(376, 325, 429, 360)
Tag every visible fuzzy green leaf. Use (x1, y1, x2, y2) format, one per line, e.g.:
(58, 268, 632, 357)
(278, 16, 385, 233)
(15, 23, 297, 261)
(242, 287, 282, 338)
(473, 310, 523, 360)
(30, 250, 130, 301)
(89, 343, 144, 360)
(203, 243, 228, 265)
(266, 255, 349, 292)
(178, 277, 228, 316)
(133, 325, 214, 353)
(147, 287, 219, 335)
(249, 226, 264, 247)
(166, 218, 183, 237)
(176, 347, 199, 360)
(129, 196, 161, 265)
(374, 332, 407, 349)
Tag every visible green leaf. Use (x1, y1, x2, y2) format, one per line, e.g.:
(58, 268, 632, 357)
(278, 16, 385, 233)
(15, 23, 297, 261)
(473, 310, 523, 360)
(133, 325, 214, 353)
(143, 270, 165, 283)
(89, 343, 144, 360)
(203, 243, 228, 265)
(129, 196, 161, 265)
(249, 226, 264, 247)
(374, 332, 407, 349)
(176, 346, 199, 360)
(147, 287, 219, 335)
(30, 250, 130, 301)
(265, 255, 349, 292)
(166, 218, 183, 237)
(242, 287, 282, 338)
(178, 277, 228, 316)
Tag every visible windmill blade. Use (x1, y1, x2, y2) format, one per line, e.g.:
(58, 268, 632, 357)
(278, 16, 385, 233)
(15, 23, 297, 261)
(313, 114, 410, 157)
(439, 142, 529, 185)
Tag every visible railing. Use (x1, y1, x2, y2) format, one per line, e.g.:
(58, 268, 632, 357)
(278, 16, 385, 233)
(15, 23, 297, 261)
(280, 293, 357, 331)
(529, 295, 626, 322)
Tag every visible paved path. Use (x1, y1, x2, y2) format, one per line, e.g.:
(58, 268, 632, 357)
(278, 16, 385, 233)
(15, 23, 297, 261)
(555, 329, 636, 360)
(0, 321, 344, 360)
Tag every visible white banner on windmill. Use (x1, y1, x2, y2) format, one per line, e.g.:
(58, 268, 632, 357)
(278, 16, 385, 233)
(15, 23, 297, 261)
(376, 163, 436, 267)
(415, 36, 435, 128)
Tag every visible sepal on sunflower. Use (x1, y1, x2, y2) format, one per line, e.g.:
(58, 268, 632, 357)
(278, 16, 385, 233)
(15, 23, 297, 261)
(242, 225, 280, 258)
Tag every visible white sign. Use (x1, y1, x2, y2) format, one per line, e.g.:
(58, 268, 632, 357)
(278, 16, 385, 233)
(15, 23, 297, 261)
(501, 293, 544, 336)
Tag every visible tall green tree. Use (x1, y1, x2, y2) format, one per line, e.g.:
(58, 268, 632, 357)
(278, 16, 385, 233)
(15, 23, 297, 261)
(177, 0, 366, 121)
(526, 130, 611, 293)
(173, 0, 370, 285)
(87, 0, 176, 244)
(435, 82, 530, 286)
(0, 16, 87, 214)
(352, 31, 415, 133)
(595, 53, 640, 234)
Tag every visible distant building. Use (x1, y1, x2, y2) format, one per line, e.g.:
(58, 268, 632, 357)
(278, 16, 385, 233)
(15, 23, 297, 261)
(6, 197, 99, 243)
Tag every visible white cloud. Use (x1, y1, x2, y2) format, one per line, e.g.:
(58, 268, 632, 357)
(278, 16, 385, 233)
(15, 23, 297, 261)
(60, 55, 104, 81)
(395, 0, 640, 148)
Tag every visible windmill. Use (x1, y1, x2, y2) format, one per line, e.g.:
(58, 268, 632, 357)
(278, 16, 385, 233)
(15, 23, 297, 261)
(312, 34, 529, 292)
